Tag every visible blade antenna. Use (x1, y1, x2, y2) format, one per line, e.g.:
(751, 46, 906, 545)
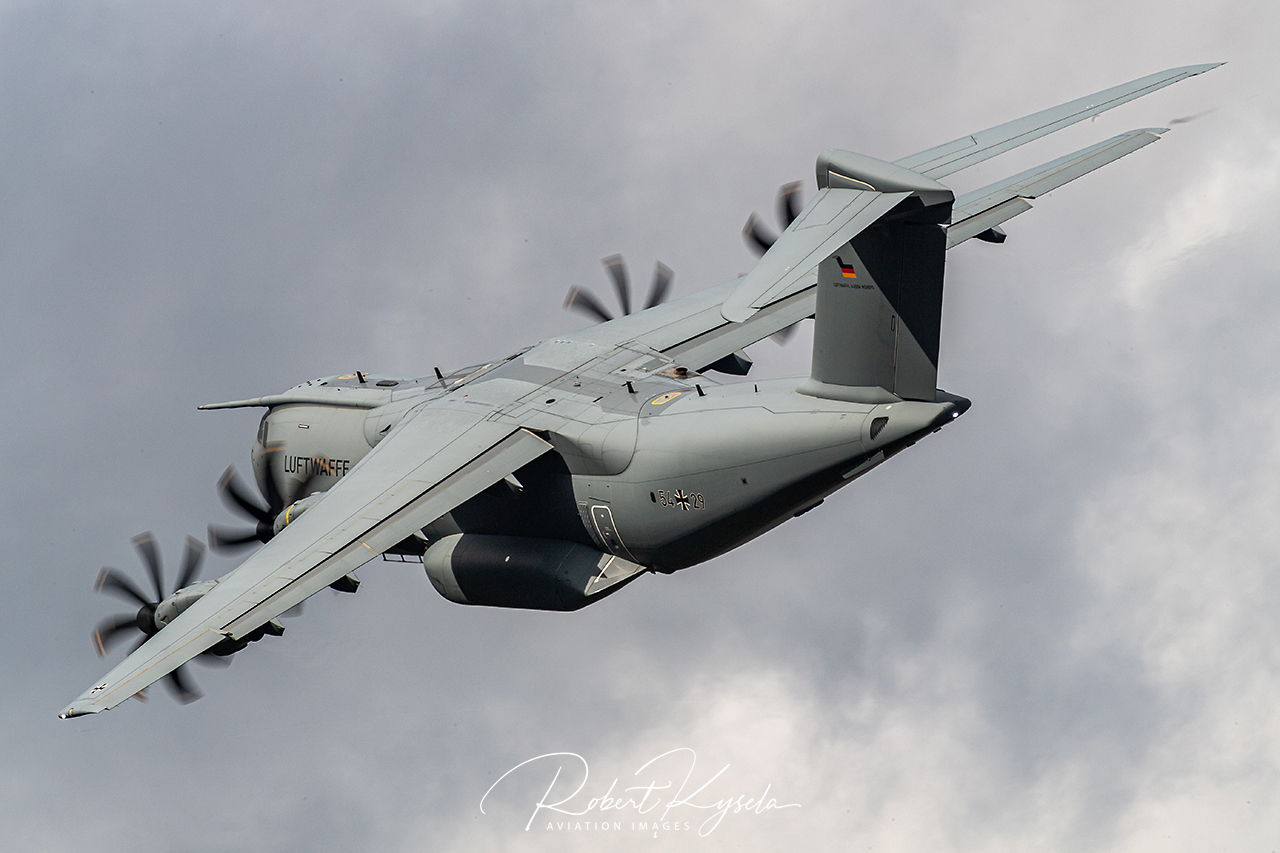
(644, 262, 673, 309)
(602, 254, 632, 316)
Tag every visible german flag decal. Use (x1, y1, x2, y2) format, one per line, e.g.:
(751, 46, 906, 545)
(835, 256, 857, 279)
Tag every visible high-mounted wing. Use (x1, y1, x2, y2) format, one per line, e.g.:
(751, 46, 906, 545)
(712, 66, 1220, 324)
(558, 66, 1222, 371)
(564, 275, 819, 370)
(945, 127, 1167, 248)
(895, 63, 1221, 179)
(61, 401, 552, 717)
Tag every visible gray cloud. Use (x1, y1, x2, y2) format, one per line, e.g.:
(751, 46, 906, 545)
(3, 1, 1277, 850)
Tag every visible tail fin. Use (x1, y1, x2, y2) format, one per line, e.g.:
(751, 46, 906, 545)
(799, 216, 947, 403)
(796, 150, 951, 404)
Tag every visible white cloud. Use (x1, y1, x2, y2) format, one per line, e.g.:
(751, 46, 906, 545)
(1067, 372, 1280, 850)
(7, 2, 1280, 852)
(1117, 130, 1280, 309)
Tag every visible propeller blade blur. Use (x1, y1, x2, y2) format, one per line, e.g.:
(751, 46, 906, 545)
(165, 665, 202, 704)
(260, 443, 285, 516)
(208, 525, 262, 552)
(94, 567, 152, 608)
(743, 212, 776, 256)
(218, 467, 273, 525)
(602, 254, 631, 316)
(92, 614, 140, 658)
(644, 262, 673, 309)
(563, 288, 614, 323)
(131, 532, 164, 603)
(174, 536, 205, 591)
(777, 181, 802, 228)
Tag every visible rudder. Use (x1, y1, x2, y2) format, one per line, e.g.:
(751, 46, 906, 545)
(801, 211, 948, 404)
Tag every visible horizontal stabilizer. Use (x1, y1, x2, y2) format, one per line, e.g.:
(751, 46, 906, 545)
(721, 189, 908, 322)
(947, 127, 1166, 248)
(896, 63, 1220, 180)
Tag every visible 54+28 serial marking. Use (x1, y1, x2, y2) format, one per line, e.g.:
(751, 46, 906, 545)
(656, 489, 704, 511)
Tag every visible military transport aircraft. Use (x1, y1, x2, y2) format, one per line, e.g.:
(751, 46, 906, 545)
(62, 64, 1220, 718)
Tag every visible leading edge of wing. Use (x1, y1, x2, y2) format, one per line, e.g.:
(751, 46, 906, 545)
(945, 126, 1167, 248)
(61, 407, 552, 718)
(895, 63, 1222, 180)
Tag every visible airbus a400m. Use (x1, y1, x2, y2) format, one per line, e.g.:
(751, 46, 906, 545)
(63, 64, 1220, 718)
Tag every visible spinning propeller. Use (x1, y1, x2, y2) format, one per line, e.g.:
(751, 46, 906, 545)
(92, 533, 224, 703)
(561, 187, 808, 335)
(742, 181, 808, 344)
(742, 181, 804, 256)
(563, 254, 674, 323)
(208, 451, 319, 553)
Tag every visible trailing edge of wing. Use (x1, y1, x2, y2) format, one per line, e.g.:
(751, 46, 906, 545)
(946, 127, 1166, 249)
(896, 63, 1221, 180)
(664, 279, 817, 369)
(60, 408, 552, 718)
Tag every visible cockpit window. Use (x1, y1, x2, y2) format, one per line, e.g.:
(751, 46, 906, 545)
(257, 411, 270, 445)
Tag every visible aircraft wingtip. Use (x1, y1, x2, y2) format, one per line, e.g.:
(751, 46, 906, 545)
(59, 700, 99, 719)
(1170, 62, 1225, 77)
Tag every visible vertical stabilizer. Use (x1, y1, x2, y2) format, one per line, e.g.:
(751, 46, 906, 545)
(801, 221, 946, 402)
(797, 150, 952, 404)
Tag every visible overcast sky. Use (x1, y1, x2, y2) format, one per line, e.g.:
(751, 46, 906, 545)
(3, 1, 1278, 850)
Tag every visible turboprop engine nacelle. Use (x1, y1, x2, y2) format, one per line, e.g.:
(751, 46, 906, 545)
(423, 534, 647, 611)
(153, 580, 217, 629)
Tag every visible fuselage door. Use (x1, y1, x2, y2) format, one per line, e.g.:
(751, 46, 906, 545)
(590, 504, 636, 561)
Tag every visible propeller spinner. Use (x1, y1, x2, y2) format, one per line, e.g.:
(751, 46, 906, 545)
(91, 533, 224, 703)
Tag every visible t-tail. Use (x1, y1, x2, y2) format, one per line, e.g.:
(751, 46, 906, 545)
(797, 149, 953, 404)
(717, 64, 1223, 406)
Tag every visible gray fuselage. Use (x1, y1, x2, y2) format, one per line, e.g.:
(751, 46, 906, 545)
(246, 339, 966, 574)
